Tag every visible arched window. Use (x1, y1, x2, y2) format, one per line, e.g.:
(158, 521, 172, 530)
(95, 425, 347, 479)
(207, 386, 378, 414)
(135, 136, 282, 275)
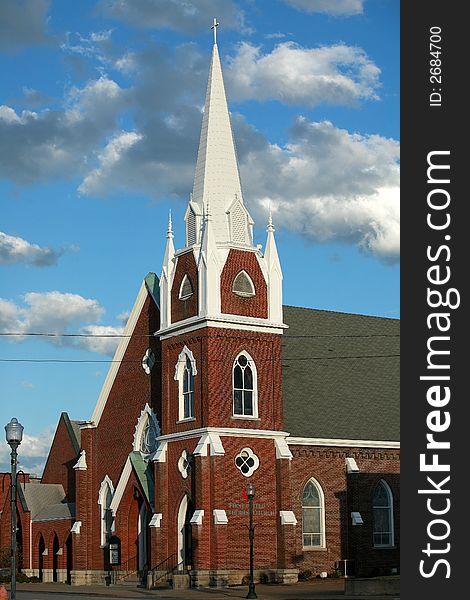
(179, 274, 193, 300)
(98, 476, 114, 547)
(302, 478, 325, 548)
(373, 480, 394, 547)
(233, 352, 257, 417)
(182, 357, 194, 419)
(232, 270, 255, 297)
(174, 346, 197, 421)
(133, 404, 160, 459)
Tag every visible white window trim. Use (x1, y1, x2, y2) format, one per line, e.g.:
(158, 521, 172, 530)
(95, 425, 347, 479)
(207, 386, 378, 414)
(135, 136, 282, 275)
(132, 403, 160, 459)
(373, 479, 395, 548)
(232, 351, 258, 419)
(232, 270, 256, 297)
(179, 274, 194, 300)
(98, 475, 114, 547)
(174, 346, 197, 422)
(234, 447, 259, 477)
(302, 477, 327, 551)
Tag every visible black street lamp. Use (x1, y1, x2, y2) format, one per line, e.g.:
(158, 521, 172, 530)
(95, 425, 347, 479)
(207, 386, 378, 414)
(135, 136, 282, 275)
(245, 481, 257, 599)
(5, 417, 24, 600)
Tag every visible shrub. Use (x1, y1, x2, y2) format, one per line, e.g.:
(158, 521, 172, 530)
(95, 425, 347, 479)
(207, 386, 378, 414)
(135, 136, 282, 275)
(298, 569, 313, 581)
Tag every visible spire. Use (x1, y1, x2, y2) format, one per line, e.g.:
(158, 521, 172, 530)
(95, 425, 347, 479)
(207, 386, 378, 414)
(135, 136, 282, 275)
(191, 20, 253, 245)
(167, 209, 173, 238)
(264, 206, 283, 323)
(160, 210, 175, 329)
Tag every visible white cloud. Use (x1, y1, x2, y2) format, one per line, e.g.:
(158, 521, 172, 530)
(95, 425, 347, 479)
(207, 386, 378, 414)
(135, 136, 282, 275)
(0, 231, 64, 266)
(0, 291, 126, 355)
(76, 325, 124, 355)
(0, 428, 54, 476)
(0, 0, 52, 51)
(283, 0, 365, 16)
(79, 131, 143, 196)
(97, 0, 246, 34)
(226, 42, 380, 106)
(239, 118, 399, 261)
(0, 76, 127, 184)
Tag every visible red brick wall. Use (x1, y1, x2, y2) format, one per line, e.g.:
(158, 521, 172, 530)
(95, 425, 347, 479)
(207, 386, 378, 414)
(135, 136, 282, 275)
(152, 436, 283, 572)
(31, 520, 73, 574)
(220, 249, 268, 319)
(73, 291, 161, 571)
(171, 251, 198, 323)
(161, 327, 283, 434)
(41, 414, 79, 500)
(288, 445, 400, 577)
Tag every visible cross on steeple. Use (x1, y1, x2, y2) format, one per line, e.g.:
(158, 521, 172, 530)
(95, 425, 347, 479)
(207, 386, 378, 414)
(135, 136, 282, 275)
(211, 17, 219, 44)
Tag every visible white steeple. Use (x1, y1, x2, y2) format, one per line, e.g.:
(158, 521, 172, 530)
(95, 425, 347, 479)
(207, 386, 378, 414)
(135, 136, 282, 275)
(198, 201, 221, 316)
(189, 20, 253, 247)
(264, 207, 283, 323)
(160, 211, 175, 329)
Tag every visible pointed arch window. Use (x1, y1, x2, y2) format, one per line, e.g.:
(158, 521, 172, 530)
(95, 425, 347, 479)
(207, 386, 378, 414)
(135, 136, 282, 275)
(174, 346, 197, 421)
(302, 478, 326, 548)
(179, 274, 193, 300)
(232, 270, 255, 297)
(233, 352, 258, 418)
(133, 404, 160, 459)
(98, 476, 114, 547)
(373, 480, 394, 547)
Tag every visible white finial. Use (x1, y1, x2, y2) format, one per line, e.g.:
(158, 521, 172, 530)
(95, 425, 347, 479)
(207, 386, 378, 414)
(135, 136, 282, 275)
(211, 17, 219, 45)
(167, 209, 173, 238)
(205, 200, 211, 219)
(267, 203, 275, 232)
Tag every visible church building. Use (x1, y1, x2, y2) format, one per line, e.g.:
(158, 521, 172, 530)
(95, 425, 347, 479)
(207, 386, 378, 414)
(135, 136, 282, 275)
(0, 26, 399, 588)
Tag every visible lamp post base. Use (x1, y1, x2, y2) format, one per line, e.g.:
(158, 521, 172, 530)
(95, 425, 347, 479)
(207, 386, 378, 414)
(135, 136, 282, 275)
(246, 584, 258, 599)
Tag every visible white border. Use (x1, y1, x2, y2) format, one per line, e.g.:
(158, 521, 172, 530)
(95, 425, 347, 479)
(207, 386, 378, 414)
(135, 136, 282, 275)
(91, 280, 149, 425)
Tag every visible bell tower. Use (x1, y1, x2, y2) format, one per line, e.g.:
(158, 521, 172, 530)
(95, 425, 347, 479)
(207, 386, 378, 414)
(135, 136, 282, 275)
(153, 22, 295, 587)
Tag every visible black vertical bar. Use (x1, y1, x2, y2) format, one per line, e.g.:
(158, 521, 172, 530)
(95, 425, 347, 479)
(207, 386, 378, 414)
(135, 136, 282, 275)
(401, 2, 465, 599)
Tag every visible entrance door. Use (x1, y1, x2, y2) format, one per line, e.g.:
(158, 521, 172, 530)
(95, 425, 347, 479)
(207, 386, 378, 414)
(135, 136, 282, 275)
(177, 495, 192, 571)
(137, 502, 148, 573)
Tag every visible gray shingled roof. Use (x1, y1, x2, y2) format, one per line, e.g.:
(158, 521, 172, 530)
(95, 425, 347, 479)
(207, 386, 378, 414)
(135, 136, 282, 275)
(282, 305, 399, 442)
(34, 502, 75, 521)
(20, 483, 74, 521)
(69, 420, 82, 450)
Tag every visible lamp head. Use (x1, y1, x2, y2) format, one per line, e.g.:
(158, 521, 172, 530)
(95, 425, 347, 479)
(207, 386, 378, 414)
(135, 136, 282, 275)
(5, 418, 24, 447)
(246, 481, 256, 498)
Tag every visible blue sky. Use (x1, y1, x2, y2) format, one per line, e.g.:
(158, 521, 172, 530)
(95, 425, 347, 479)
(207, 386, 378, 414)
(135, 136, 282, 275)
(0, 0, 399, 473)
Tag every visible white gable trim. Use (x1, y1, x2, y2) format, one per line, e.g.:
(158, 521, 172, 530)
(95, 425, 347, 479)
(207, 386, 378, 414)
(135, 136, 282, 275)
(91, 280, 149, 426)
(109, 457, 132, 517)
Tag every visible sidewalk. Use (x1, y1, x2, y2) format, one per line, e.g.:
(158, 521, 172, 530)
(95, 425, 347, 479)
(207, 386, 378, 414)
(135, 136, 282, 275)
(9, 579, 399, 599)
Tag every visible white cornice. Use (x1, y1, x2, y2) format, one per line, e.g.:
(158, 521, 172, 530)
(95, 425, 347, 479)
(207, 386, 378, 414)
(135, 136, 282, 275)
(287, 437, 400, 449)
(156, 426, 290, 444)
(157, 313, 286, 340)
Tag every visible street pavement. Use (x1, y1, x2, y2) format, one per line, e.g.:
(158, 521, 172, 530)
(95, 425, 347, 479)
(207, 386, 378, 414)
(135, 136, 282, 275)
(3, 579, 400, 600)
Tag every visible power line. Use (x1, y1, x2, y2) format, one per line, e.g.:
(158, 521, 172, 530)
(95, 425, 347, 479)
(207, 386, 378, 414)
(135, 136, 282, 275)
(0, 331, 399, 339)
(0, 354, 399, 364)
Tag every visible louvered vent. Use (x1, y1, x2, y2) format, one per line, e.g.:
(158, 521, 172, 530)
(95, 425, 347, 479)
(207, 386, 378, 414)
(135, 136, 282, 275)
(187, 210, 197, 246)
(231, 203, 246, 244)
(232, 271, 255, 297)
(179, 275, 193, 300)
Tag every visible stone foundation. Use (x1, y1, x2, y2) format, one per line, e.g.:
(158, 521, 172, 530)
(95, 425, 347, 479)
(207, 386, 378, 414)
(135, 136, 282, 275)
(70, 570, 108, 586)
(189, 568, 298, 588)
